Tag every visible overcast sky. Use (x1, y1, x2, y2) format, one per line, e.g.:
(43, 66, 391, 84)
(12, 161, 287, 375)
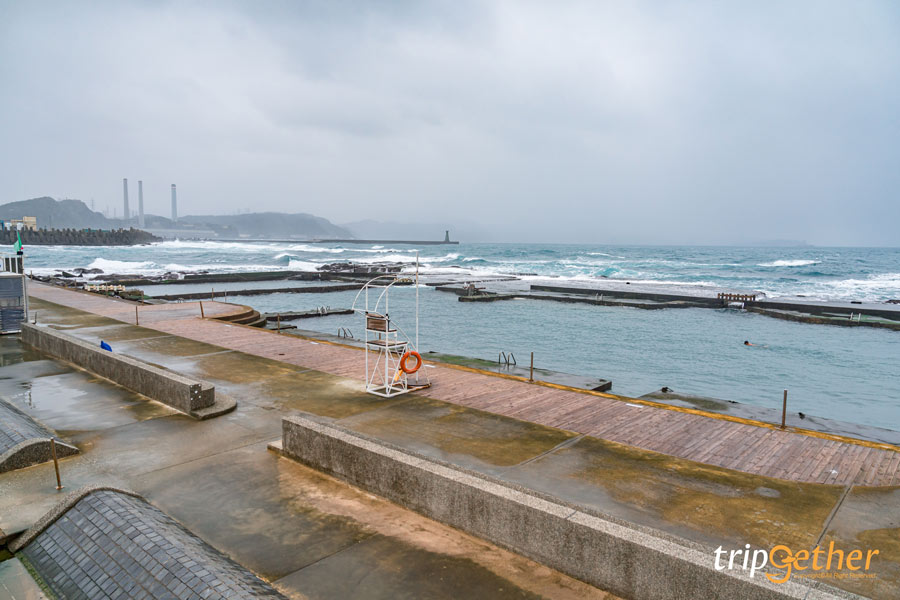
(1, 1, 898, 245)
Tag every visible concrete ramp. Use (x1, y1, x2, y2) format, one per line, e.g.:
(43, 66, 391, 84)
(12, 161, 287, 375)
(11, 487, 287, 599)
(0, 398, 78, 474)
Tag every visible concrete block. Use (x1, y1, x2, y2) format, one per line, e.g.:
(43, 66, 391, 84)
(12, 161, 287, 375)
(281, 414, 855, 600)
(21, 324, 231, 419)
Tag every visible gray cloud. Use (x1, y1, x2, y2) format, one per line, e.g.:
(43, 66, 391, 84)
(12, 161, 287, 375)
(1, 1, 898, 245)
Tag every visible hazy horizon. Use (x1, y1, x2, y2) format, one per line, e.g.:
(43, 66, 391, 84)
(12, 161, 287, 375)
(2, 1, 899, 246)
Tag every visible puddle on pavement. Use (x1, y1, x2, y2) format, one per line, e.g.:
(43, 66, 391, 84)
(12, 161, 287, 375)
(503, 435, 843, 551)
(336, 396, 575, 471)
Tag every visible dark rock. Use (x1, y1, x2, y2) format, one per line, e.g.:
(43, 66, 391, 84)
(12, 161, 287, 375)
(317, 262, 404, 274)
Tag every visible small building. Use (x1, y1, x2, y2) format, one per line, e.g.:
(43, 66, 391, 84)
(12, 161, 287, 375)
(0, 255, 27, 333)
(3, 217, 37, 231)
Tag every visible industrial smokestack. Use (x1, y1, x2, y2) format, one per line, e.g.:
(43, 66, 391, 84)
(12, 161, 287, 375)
(123, 178, 130, 221)
(171, 184, 177, 222)
(138, 180, 145, 228)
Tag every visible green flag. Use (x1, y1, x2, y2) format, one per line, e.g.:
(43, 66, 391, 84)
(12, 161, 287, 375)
(13, 231, 22, 253)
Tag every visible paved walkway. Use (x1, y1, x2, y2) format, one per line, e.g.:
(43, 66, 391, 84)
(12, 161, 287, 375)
(28, 282, 900, 487)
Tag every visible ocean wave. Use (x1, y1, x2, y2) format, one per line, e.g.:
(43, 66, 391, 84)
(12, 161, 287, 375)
(162, 263, 193, 271)
(761, 272, 900, 302)
(284, 244, 346, 254)
(757, 259, 820, 267)
(88, 258, 156, 272)
(155, 240, 282, 251)
(287, 259, 320, 271)
(352, 252, 460, 265)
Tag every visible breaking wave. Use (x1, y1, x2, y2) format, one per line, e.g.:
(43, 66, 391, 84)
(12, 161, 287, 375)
(757, 259, 820, 267)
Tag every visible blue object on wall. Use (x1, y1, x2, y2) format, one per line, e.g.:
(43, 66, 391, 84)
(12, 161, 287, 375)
(100, 341, 112, 352)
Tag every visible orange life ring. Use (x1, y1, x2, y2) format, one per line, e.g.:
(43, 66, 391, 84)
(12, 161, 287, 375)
(400, 351, 422, 374)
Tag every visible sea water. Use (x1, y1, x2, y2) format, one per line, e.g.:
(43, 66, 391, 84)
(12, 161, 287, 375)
(20, 242, 900, 430)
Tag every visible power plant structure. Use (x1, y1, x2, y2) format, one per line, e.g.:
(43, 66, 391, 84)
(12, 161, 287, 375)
(171, 184, 177, 222)
(137, 180, 145, 228)
(120, 177, 178, 226)
(122, 178, 130, 221)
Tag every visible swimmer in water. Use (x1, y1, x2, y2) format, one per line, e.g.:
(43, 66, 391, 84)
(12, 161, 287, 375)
(744, 340, 769, 348)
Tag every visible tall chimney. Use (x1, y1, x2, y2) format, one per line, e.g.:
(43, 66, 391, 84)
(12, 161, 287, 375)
(137, 180, 145, 228)
(171, 184, 177, 222)
(123, 178, 130, 221)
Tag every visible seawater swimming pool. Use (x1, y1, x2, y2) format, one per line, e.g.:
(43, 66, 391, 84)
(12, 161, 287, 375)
(22, 241, 900, 431)
(219, 285, 899, 432)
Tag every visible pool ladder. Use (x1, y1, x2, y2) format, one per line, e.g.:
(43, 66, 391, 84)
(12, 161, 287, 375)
(498, 351, 516, 366)
(337, 327, 354, 339)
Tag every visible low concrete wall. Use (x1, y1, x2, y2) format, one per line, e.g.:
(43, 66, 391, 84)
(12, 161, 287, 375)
(0, 439, 79, 475)
(22, 323, 213, 415)
(281, 415, 852, 600)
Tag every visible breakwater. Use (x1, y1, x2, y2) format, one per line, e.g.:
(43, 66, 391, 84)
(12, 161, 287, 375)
(0, 228, 159, 246)
(530, 284, 900, 321)
(150, 283, 364, 300)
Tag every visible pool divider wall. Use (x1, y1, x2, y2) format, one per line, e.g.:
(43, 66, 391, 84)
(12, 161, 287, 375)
(20, 323, 233, 419)
(278, 414, 854, 600)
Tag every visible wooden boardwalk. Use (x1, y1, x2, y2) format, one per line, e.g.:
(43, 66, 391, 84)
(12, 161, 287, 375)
(27, 283, 900, 487)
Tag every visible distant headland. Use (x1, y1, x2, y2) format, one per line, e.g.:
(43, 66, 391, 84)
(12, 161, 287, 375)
(0, 197, 456, 244)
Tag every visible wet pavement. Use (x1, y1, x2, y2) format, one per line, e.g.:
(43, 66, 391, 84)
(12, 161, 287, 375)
(0, 555, 47, 599)
(1, 296, 896, 598)
(642, 389, 900, 446)
(0, 298, 618, 600)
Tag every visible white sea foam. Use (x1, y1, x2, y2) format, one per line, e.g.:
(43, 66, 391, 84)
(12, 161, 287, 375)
(156, 240, 281, 251)
(286, 259, 321, 271)
(88, 258, 156, 272)
(284, 244, 346, 254)
(351, 252, 460, 265)
(757, 259, 820, 267)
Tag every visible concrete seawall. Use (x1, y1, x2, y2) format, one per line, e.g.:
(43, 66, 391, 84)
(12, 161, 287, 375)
(279, 414, 848, 600)
(1, 227, 159, 246)
(21, 323, 234, 419)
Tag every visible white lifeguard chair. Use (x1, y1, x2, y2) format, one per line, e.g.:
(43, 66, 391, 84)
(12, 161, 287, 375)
(352, 266, 429, 398)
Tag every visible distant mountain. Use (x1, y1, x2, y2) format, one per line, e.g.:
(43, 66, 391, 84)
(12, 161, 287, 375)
(0, 198, 352, 239)
(0, 197, 111, 229)
(180, 212, 352, 239)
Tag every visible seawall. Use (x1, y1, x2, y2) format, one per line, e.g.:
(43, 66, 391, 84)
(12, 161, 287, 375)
(1, 227, 159, 246)
(278, 414, 842, 600)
